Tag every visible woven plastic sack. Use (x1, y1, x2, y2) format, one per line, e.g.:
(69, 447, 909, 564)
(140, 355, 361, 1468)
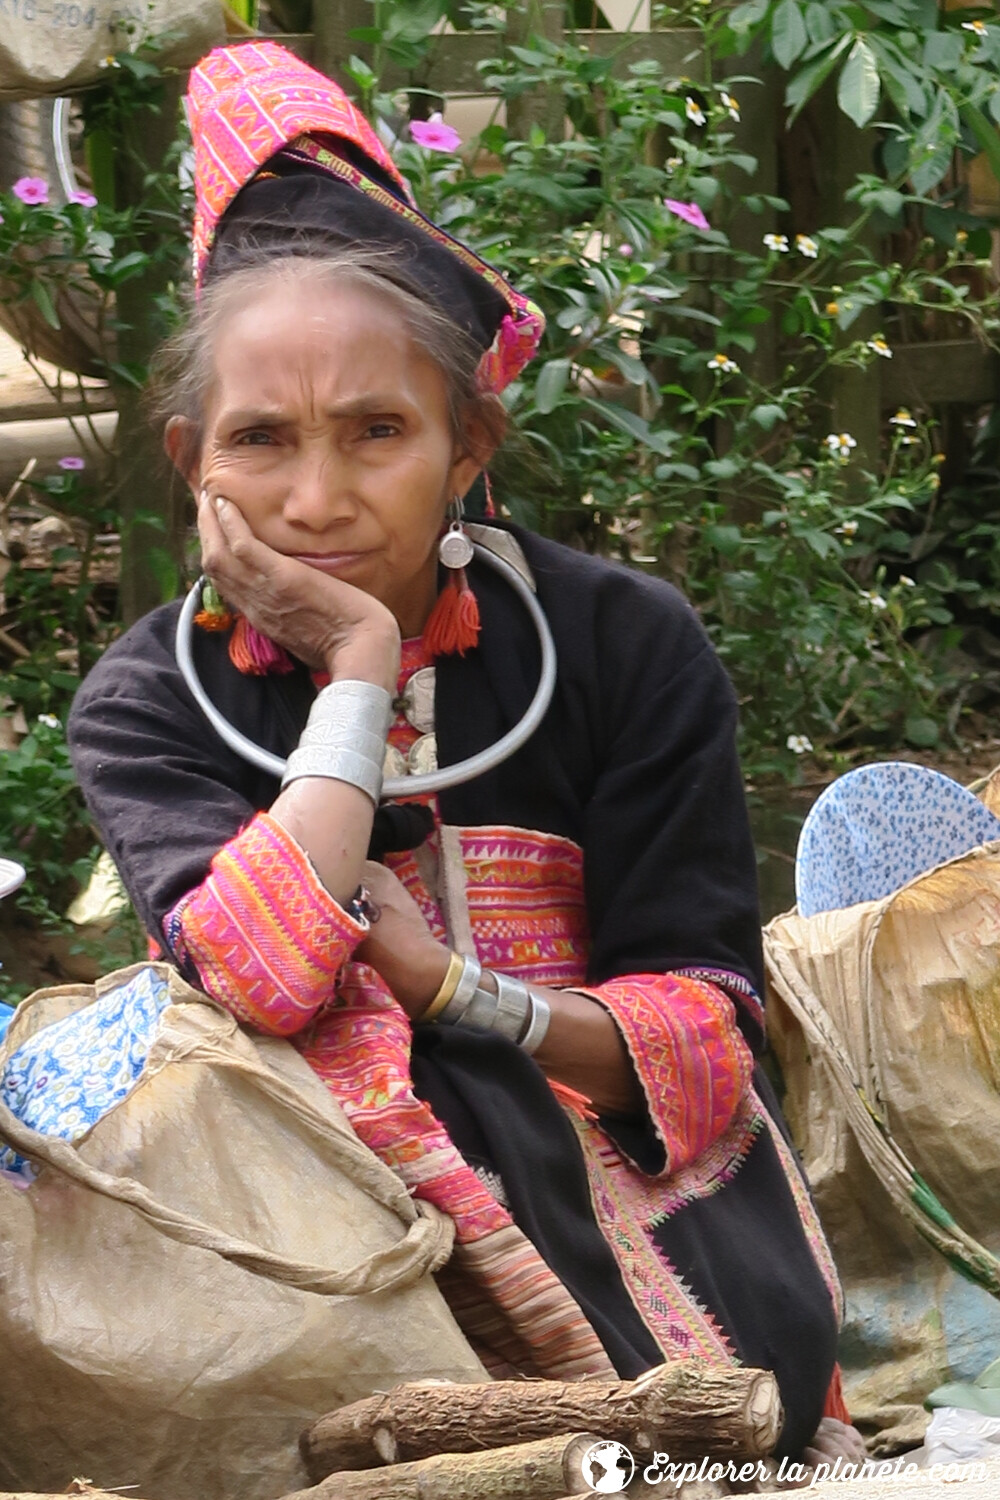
(0, 962, 485, 1499)
(0, 2, 225, 101)
(764, 806, 1000, 1446)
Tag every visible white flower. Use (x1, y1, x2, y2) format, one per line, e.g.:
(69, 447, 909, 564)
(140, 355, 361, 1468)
(867, 335, 892, 358)
(835, 519, 859, 537)
(720, 91, 740, 121)
(823, 432, 857, 460)
(860, 590, 888, 611)
(665, 156, 682, 172)
(962, 20, 988, 37)
(900, 575, 916, 587)
(37, 713, 60, 729)
(763, 232, 789, 253)
(786, 734, 813, 754)
(890, 407, 917, 428)
(795, 234, 819, 258)
(707, 352, 739, 373)
(685, 97, 706, 126)
(98, 54, 122, 68)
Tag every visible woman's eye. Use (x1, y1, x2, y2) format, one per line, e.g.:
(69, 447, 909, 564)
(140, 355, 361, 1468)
(366, 421, 400, 440)
(236, 430, 275, 446)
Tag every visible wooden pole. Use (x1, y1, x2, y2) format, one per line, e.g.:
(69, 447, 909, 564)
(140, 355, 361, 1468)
(505, 1, 565, 142)
(111, 72, 188, 625)
(310, 0, 373, 81)
(301, 1362, 782, 1478)
(285, 1432, 599, 1500)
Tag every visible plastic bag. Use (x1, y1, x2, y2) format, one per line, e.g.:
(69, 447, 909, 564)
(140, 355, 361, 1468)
(764, 831, 1000, 1442)
(0, 2, 225, 101)
(0, 963, 485, 1499)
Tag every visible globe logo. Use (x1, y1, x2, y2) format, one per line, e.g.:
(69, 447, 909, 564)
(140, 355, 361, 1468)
(582, 1439, 636, 1493)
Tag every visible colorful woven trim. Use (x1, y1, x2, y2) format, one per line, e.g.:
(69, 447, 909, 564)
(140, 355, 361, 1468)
(572, 1111, 740, 1365)
(298, 961, 513, 1244)
(165, 811, 367, 1036)
(576, 973, 756, 1177)
(189, 41, 406, 282)
(439, 1224, 615, 1380)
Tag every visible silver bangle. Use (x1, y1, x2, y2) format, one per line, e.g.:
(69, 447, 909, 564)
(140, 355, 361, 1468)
(490, 971, 531, 1043)
(438, 954, 483, 1025)
(281, 744, 384, 805)
(457, 979, 501, 1033)
(280, 679, 392, 804)
(519, 990, 551, 1055)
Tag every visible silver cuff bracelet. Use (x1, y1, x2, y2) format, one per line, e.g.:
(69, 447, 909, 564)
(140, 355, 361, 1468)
(519, 991, 551, 1055)
(280, 679, 393, 804)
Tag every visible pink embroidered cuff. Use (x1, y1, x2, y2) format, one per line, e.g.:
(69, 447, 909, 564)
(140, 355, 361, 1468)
(303, 964, 512, 1243)
(165, 811, 368, 1035)
(578, 973, 755, 1178)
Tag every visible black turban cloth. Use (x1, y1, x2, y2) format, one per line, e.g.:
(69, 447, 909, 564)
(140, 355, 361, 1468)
(204, 138, 511, 356)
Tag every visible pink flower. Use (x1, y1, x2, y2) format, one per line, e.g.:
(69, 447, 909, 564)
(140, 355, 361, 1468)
(12, 176, 49, 205)
(409, 113, 462, 153)
(58, 455, 85, 471)
(664, 198, 710, 231)
(69, 190, 97, 208)
(618, 242, 634, 257)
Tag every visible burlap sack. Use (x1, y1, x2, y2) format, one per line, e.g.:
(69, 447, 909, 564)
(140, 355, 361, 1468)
(0, 963, 486, 1500)
(0, 2, 225, 101)
(764, 833, 1000, 1445)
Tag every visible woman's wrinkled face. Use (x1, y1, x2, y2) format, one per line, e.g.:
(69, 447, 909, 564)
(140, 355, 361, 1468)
(179, 277, 482, 635)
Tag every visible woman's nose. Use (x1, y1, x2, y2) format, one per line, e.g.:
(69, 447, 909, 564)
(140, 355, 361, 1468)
(282, 449, 357, 530)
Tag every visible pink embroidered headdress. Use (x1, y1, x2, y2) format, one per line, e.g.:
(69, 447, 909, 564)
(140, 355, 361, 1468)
(188, 41, 544, 395)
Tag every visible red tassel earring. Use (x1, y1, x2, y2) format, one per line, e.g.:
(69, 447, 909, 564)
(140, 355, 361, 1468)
(422, 495, 481, 657)
(229, 617, 295, 676)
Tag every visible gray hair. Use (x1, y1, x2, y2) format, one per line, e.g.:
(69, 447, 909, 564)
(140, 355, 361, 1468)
(149, 244, 506, 472)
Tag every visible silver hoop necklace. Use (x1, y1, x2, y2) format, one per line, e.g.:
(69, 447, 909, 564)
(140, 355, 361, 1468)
(174, 542, 558, 801)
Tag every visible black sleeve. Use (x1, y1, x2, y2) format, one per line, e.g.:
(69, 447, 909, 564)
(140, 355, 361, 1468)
(67, 605, 281, 944)
(577, 567, 765, 1046)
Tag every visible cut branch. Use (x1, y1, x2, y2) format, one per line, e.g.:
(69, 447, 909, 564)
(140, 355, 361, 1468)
(284, 1432, 599, 1500)
(301, 1361, 781, 1479)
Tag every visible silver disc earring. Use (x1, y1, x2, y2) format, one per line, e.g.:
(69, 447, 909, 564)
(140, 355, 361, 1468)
(438, 495, 475, 570)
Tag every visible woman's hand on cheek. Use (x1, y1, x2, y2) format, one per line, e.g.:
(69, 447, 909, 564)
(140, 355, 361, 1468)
(197, 489, 400, 690)
(353, 860, 451, 1020)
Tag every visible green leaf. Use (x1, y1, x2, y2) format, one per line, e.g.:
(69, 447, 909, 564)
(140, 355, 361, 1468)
(911, 138, 953, 196)
(804, 2, 835, 45)
(30, 279, 60, 330)
(705, 524, 743, 556)
(345, 54, 377, 89)
(749, 403, 787, 431)
(785, 34, 852, 118)
(106, 250, 149, 287)
(904, 715, 940, 749)
(584, 399, 675, 456)
(729, 0, 770, 34)
(923, 31, 962, 74)
(705, 456, 742, 480)
(479, 123, 507, 154)
(599, 345, 649, 386)
(533, 358, 571, 414)
(771, 0, 808, 71)
(837, 38, 880, 128)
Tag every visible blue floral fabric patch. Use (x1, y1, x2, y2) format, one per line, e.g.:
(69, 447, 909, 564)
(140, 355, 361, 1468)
(0, 966, 170, 1174)
(796, 762, 1000, 918)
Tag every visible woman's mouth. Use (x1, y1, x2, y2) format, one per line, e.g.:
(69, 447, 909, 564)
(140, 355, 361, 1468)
(292, 552, 370, 575)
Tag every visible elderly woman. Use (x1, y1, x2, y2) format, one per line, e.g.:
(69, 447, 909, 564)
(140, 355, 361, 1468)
(69, 42, 854, 1462)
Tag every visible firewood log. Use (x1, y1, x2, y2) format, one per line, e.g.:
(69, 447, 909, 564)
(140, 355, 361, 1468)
(282, 1432, 599, 1500)
(301, 1361, 781, 1478)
